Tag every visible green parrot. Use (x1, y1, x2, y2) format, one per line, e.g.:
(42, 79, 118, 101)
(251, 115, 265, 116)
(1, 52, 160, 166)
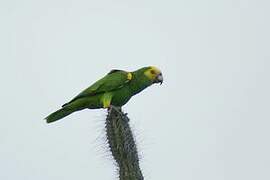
(45, 66, 163, 123)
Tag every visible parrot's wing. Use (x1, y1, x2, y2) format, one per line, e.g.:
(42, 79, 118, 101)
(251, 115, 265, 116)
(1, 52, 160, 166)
(62, 70, 131, 107)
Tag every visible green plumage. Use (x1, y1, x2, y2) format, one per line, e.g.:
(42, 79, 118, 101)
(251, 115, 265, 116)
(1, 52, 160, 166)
(45, 66, 162, 123)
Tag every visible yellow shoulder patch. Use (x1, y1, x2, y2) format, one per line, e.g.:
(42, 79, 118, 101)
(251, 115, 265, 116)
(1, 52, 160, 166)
(127, 72, 133, 80)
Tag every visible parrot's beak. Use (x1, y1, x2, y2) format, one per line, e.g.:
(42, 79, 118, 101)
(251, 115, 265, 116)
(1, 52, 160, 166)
(154, 73, 163, 85)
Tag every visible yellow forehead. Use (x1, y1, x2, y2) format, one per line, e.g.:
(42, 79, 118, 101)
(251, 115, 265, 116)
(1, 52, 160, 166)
(144, 66, 161, 80)
(149, 66, 161, 74)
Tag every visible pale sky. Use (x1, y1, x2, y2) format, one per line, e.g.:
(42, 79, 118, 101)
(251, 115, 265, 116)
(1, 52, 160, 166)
(1, 0, 270, 180)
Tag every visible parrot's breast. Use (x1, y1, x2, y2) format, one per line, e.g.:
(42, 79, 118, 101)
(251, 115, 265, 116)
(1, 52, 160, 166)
(110, 86, 133, 106)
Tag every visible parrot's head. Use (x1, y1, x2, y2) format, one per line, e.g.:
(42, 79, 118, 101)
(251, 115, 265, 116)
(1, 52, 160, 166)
(144, 66, 163, 85)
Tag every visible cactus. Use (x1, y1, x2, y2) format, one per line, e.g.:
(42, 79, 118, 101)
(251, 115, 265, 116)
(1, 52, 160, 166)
(105, 107, 144, 180)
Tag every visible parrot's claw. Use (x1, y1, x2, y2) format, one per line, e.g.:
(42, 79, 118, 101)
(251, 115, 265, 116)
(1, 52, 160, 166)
(109, 105, 121, 113)
(109, 105, 129, 121)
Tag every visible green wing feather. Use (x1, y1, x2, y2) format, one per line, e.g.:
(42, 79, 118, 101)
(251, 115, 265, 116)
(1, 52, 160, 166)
(62, 70, 130, 107)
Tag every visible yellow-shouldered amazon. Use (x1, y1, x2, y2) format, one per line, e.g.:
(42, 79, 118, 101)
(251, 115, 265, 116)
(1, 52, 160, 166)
(45, 66, 163, 123)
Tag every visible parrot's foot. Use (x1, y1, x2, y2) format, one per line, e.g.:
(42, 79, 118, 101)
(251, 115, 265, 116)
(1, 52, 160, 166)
(109, 105, 121, 112)
(108, 105, 129, 121)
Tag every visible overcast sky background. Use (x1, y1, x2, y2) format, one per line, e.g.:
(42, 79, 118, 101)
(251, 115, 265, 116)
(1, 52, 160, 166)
(1, 0, 270, 180)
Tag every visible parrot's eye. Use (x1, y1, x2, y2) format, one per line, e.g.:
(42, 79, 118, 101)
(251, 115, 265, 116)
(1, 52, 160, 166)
(150, 70, 155, 74)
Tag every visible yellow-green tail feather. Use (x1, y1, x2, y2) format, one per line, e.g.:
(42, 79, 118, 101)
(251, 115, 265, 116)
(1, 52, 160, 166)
(45, 107, 74, 123)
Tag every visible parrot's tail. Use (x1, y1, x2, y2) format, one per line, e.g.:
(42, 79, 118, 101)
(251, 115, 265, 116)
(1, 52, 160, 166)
(45, 107, 74, 123)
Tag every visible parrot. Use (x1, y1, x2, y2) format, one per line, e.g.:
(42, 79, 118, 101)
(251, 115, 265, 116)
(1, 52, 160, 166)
(45, 66, 163, 123)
